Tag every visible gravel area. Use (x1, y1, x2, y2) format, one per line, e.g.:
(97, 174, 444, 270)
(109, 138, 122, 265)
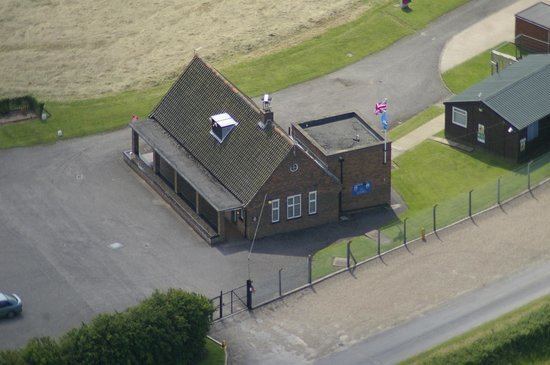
(212, 182, 550, 364)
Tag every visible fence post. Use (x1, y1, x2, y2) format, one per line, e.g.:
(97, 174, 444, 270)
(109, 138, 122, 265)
(307, 255, 312, 285)
(403, 218, 408, 245)
(377, 230, 381, 256)
(433, 204, 438, 233)
(346, 240, 351, 269)
(528, 161, 533, 190)
(469, 190, 473, 217)
(246, 280, 253, 310)
(278, 268, 283, 297)
(230, 290, 234, 314)
(219, 290, 223, 319)
(497, 177, 501, 205)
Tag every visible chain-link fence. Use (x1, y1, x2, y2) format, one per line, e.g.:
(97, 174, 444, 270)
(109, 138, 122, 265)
(212, 152, 550, 317)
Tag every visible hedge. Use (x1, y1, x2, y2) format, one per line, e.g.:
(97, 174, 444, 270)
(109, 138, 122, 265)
(0, 289, 214, 365)
(0, 96, 43, 116)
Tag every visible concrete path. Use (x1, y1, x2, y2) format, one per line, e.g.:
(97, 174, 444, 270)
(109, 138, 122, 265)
(211, 182, 550, 364)
(440, 0, 543, 73)
(392, 114, 444, 157)
(271, 0, 518, 132)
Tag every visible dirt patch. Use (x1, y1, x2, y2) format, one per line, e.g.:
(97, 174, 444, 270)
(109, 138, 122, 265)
(0, 0, 368, 101)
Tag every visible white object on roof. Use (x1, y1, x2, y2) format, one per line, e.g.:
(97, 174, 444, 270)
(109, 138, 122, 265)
(211, 113, 238, 128)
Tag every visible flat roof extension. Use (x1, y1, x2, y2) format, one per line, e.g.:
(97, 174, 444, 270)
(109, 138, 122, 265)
(296, 112, 384, 155)
(516, 2, 550, 30)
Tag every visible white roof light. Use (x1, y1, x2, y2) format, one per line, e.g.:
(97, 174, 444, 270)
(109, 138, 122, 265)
(210, 113, 239, 143)
(211, 113, 238, 128)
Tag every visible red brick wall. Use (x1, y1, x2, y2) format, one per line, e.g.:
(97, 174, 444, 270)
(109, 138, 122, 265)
(244, 146, 341, 239)
(516, 17, 550, 53)
(291, 125, 392, 212)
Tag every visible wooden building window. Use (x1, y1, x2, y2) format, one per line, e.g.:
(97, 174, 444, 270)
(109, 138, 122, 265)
(271, 199, 280, 223)
(308, 191, 317, 215)
(287, 194, 302, 220)
(452, 107, 468, 128)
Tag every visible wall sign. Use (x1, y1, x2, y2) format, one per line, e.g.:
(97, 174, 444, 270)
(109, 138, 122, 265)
(520, 137, 526, 152)
(352, 181, 372, 196)
(477, 124, 485, 144)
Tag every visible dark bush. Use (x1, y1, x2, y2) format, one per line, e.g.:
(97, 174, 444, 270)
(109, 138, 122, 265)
(1, 289, 213, 365)
(21, 337, 64, 365)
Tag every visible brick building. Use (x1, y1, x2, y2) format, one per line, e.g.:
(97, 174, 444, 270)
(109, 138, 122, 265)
(515, 2, 550, 53)
(444, 55, 550, 162)
(124, 56, 391, 243)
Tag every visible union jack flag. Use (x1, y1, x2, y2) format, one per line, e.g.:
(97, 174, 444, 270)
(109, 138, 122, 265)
(374, 100, 388, 115)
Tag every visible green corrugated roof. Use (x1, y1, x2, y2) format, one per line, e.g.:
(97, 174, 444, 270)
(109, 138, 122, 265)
(150, 56, 292, 205)
(448, 54, 550, 130)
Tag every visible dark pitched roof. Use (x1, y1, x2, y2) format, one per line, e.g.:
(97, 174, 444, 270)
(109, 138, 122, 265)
(516, 2, 550, 29)
(447, 54, 550, 130)
(149, 56, 292, 205)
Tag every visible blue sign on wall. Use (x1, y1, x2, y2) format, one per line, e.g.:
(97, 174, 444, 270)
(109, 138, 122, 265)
(352, 181, 372, 196)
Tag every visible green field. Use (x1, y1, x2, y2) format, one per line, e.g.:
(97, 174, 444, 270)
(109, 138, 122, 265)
(0, 0, 470, 149)
(389, 106, 444, 141)
(402, 295, 550, 365)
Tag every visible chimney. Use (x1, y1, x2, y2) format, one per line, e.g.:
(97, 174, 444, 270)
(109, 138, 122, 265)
(258, 94, 274, 129)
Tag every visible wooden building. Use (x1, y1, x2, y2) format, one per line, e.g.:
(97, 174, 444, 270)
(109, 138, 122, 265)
(124, 56, 391, 244)
(444, 55, 550, 162)
(515, 2, 550, 53)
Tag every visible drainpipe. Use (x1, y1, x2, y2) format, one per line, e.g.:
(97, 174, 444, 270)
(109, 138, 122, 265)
(338, 156, 344, 215)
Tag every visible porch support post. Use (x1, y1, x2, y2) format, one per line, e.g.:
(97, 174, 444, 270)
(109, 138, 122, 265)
(153, 152, 159, 174)
(195, 191, 200, 214)
(217, 211, 226, 241)
(131, 130, 139, 156)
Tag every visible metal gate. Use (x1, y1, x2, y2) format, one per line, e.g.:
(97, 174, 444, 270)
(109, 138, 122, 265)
(210, 284, 248, 320)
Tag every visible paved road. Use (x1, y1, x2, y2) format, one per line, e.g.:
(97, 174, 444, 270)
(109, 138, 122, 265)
(316, 261, 550, 365)
(271, 0, 518, 131)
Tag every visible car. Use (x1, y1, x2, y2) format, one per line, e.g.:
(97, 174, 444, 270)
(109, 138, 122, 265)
(0, 292, 22, 318)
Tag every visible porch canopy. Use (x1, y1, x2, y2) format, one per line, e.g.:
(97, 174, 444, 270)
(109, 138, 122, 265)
(130, 119, 243, 211)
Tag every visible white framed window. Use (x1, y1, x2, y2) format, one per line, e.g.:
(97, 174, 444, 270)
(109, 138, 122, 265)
(271, 199, 280, 223)
(452, 107, 468, 128)
(287, 194, 302, 220)
(308, 191, 317, 215)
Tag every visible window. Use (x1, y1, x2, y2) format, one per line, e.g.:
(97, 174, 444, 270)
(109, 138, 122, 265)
(238, 208, 245, 221)
(452, 107, 468, 128)
(287, 194, 302, 220)
(527, 121, 539, 141)
(271, 199, 280, 223)
(308, 191, 317, 215)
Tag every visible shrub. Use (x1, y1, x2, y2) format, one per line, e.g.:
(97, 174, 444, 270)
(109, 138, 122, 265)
(1, 289, 214, 365)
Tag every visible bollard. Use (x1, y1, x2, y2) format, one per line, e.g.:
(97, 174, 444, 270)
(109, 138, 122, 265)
(246, 280, 253, 310)
(421, 227, 426, 241)
(278, 268, 283, 297)
(469, 190, 473, 217)
(219, 290, 223, 318)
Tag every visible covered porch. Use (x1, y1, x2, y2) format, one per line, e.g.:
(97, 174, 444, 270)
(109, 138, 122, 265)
(124, 119, 243, 244)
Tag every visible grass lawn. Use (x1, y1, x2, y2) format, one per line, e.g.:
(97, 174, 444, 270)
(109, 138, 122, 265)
(389, 106, 444, 141)
(197, 340, 225, 365)
(0, 0, 470, 149)
(312, 236, 381, 280)
(442, 42, 530, 94)
(401, 295, 550, 365)
(0, 85, 169, 149)
(224, 0, 470, 97)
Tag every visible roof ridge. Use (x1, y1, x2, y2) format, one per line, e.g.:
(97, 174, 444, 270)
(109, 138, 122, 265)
(486, 58, 550, 102)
